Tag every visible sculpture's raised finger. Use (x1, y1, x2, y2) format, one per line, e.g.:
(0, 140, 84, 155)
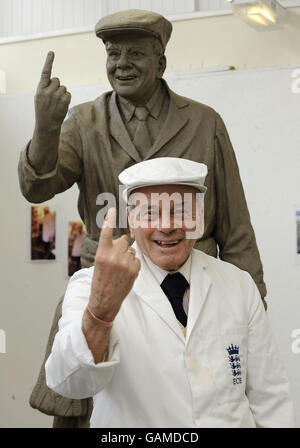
(38, 51, 55, 89)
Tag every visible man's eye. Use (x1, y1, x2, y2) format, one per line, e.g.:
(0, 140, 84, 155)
(131, 51, 142, 57)
(144, 210, 159, 219)
(173, 210, 184, 218)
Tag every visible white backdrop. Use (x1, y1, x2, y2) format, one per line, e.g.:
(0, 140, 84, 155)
(0, 65, 299, 427)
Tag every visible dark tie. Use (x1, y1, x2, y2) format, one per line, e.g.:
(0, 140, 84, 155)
(133, 106, 152, 154)
(161, 272, 189, 327)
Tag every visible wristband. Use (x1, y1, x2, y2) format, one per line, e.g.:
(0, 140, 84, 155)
(85, 306, 114, 327)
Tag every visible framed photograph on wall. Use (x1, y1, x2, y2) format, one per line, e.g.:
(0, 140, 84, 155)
(31, 205, 56, 260)
(68, 221, 86, 276)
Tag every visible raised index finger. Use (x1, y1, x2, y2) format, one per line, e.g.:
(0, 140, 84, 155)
(99, 207, 117, 248)
(38, 51, 55, 88)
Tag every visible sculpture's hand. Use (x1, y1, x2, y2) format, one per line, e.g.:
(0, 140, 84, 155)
(34, 51, 71, 130)
(28, 52, 72, 174)
(88, 208, 141, 322)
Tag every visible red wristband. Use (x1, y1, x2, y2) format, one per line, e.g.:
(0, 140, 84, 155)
(85, 306, 114, 327)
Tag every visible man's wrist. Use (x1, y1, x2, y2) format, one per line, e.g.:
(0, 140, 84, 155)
(34, 120, 62, 134)
(85, 305, 114, 327)
(87, 301, 117, 323)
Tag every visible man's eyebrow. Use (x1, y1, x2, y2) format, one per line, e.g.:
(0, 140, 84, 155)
(106, 46, 120, 51)
(181, 200, 194, 206)
(128, 46, 145, 51)
(141, 204, 159, 211)
(131, 203, 159, 212)
(105, 42, 121, 50)
(106, 43, 145, 51)
(172, 200, 187, 207)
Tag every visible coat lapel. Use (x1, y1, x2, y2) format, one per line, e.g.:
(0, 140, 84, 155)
(131, 243, 213, 346)
(132, 242, 186, 344)
(185, 249, 212, 346)
(108, 82, 190, 162)
(144, 84, 190, 160)
(109, 92, 142, 163)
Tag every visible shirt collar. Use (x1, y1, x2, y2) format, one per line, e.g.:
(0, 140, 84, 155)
(117, 81, 167, 123)
(143, 252, 191, 286)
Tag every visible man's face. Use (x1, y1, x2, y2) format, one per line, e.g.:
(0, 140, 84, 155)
(127, 184, 204, 271)
(105, 34, 166, 105)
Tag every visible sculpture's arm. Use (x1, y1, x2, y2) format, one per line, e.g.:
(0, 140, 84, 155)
(18, 111, 83, 203)
(18, 51, 82, 203)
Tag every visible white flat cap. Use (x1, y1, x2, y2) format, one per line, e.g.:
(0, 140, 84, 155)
(119, 157, 208, 202)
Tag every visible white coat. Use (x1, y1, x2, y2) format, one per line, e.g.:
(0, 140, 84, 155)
(45, 243, 294, 428)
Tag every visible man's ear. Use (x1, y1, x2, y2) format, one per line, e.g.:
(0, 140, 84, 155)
(157, 55, 167, 79)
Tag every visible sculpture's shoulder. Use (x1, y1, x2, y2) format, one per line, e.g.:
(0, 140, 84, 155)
(168, 87, 219, 119)
(68, 90, 113, 123)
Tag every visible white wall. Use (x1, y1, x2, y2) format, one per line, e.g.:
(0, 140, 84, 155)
(0, 7, 300, 94)
(0, 92, 80, 427)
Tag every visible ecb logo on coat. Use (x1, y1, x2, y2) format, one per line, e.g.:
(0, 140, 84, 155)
(227, 344, 242, 385)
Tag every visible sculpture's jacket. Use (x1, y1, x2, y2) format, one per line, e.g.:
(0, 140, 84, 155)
(45, 243, 294, 428)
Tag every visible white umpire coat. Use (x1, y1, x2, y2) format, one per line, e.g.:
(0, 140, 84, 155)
(45, 242, 294, 428)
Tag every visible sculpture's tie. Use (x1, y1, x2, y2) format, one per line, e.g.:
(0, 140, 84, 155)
(133, 106, 152, 154)
(160, 272, 189, 327)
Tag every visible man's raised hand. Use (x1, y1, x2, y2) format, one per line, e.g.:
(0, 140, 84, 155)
(34, 51, 71, 129)
(88, 208, 141, 322)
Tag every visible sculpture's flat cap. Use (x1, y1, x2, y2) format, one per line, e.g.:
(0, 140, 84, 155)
(119, 157, 208, 203)
(95, 9, 172, 51)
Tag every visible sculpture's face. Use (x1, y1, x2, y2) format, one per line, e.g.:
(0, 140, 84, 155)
(105, 34, 165, 105)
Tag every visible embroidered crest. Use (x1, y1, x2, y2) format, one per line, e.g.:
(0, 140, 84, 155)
(226, 344, 242, 385)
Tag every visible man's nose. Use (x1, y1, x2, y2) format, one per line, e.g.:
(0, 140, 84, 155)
(117, 51, 132, 69)
(157, 218, 177, 232)
(157, 228, 177, 236)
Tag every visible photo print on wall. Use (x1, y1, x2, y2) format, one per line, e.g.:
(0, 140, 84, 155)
(31, 205, 56, 260)
(68, 221, 86, 276)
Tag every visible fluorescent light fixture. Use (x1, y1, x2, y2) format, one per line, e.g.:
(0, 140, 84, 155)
(232, 0, 286, 30)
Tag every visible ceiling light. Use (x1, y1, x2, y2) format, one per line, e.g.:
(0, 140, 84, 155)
(232, 0, 286, 30)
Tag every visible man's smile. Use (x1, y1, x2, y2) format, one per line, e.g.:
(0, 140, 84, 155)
(116, 75, 138, 81)
(154, 239, 183, 249)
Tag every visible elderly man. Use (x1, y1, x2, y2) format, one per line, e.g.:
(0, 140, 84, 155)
(45, 158, 293, 428)
(19, 9, 267, 426)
